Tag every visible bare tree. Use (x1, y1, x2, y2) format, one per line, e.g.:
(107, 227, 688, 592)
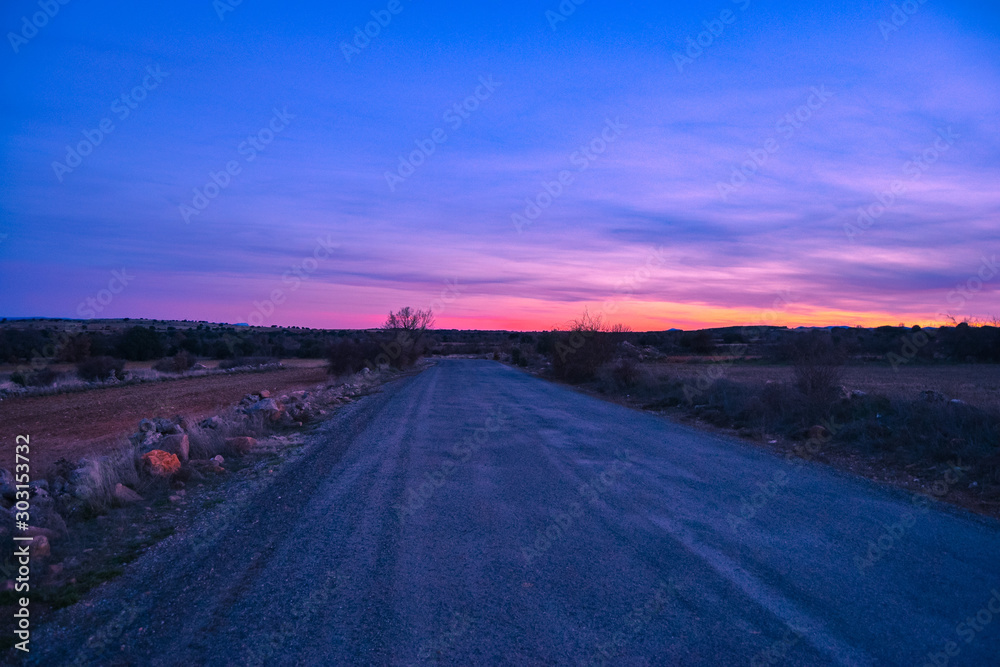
(382, 307, 434, 332)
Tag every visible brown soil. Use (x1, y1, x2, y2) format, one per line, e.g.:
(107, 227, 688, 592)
(0, 366, 330, 473)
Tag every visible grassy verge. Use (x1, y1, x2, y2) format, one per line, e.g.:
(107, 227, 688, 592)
(532, 358, 1000, 516)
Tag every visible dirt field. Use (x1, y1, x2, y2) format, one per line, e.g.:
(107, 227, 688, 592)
(657, 363, 1000, 411)
(0, 362, 329, 473)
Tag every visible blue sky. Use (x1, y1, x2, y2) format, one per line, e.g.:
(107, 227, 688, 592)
(1, 0, 999, 329)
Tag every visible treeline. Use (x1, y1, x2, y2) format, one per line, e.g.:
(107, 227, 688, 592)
(2, 321, 997, 372)
(0, 323, 354, 365)
(517, 323, 1000, 384)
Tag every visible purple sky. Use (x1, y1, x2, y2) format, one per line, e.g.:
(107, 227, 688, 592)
(1, 0, 999, 330)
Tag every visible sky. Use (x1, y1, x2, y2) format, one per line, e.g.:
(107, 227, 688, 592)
(1, 0, 999, 331)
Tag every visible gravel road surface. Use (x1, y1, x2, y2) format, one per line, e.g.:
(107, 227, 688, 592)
(26, 359, 1000, 665)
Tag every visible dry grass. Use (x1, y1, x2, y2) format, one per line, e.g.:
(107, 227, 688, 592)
(69, 438, 143, 511)
(650, 363, 1000, 412)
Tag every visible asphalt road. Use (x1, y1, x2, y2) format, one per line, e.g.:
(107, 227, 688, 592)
(27, 359, 1000, 665)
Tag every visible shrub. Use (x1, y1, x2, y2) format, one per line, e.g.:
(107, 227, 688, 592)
(550, 312, 630, 383)
(510, 347, 530, 367)
(11, 367, 60, 387)
(116, 326, 164, 361)
(379, 306, 434, 368)
(152, 351, 195, 373)
(77, 356, 125, 382)
(611, 357, 640, 387)
(327, 338, 381, 375)
(791, 334, 845, 408)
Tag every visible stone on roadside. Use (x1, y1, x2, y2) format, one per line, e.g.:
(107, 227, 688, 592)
(154, 417, 178, 434)
(200, 416, 223, 429)
(142, 450, 181, 477)
(225, 437, 257, 455)
(114, 483, 144, 504)
(245, 397, 284, 421)
(157, 434, 190, 462)
(259, 389, 271, 398)
(140, 431, 163, 449)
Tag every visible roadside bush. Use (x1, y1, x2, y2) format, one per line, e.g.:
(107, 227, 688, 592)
(152, 351, 195, 373)
(611, 357, 640, 387)
(379, 306, 434, 369)
(680, 330, 716, 355)
(327, 338, 381, 375)
(550, 312, 630, 383)
(117, 326, 164, 361)
(77, 356, 125, 382)
(791, 334, 845, 410)
(11, 367, 60, 387)
(831, 395, 1000, 463)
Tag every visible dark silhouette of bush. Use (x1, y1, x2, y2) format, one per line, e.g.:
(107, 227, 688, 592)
(11, 367, 61, 387)
(376, 307, 435, 369)
(117, 326, 164, 361)
(152, 351, 195, 373)
(611, 357, 640, 387)
(791, 333, 845, 409)
(76, 356, 125, 382)
(550, 312, 630, 383)
(56, 333, 91, 362)
(327, 338, 381, 375)
(680, 330, 716, 355)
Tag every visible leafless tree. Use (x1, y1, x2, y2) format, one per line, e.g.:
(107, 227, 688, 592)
(382, 307, 435, 332)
